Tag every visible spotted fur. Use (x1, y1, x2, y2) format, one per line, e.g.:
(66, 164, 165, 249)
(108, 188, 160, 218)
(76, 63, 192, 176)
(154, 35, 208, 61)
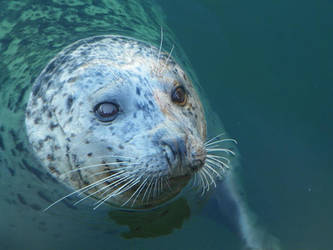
(25, 35, 207, 209)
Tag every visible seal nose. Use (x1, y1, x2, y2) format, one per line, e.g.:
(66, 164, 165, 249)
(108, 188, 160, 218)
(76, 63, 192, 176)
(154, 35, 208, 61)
(161, 138, 187, 166)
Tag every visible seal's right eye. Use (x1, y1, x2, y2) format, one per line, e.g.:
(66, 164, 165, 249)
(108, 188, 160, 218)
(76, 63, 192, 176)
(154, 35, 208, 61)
(94, 102, 119, 122)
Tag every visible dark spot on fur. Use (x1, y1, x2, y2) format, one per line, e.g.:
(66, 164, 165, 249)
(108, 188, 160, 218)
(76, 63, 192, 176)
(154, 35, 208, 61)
(66, 95, 74, 110)
(85, 140, 90, 144)
(118, 144, 124, 149)
(49, 122, 58, 130)
(11, 149, 16, 156)
(15, 142, 24, 152)
(136, 87, 141, 96)
(45, 60, 57, 74)
(0, 134, 5, 150)
(62, 199, 77, 210)
(30, 204, 42, 211)
(9, 129, 18, 141)
(47, 154, 55, 161)
(7, 167, 15, 176)
(87, 152, 92, 157)
(107, 146, 113, 151)
(22, 159, 44, 182)
(44, 135, 52, 141)
(34, 117, 41, 124)
(32, 81, 41, 96)
(17, 194, 27, 205)
(68, 76, 77, 83)
(42, 105, 48, 113)
(48, 166, 59, 175)
(37, 191, 52, 203)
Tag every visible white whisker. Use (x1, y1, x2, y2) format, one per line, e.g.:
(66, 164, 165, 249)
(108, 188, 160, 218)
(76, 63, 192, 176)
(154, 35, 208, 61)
(121, 177, 148, 207)
(42, 173, 123, 212)
(205, 138, 238, 147)
(202, 167, 216, 189)
(207, 154, 231, 164)
(93, 179, 137, 210)
(206, 158, 230, 170)
(73, 174, 130, 206)
(205, 132, 225, 145)
(142, 177, 153, 202)
(157, 25, 163, 66)
(93, 155, 135, 159)
(204, 163, 223, 179)
(76, 171, 127, 197)
(59, 162, 137, 177)
(131, 176, 149, 206)
(206, 148, 236, 156)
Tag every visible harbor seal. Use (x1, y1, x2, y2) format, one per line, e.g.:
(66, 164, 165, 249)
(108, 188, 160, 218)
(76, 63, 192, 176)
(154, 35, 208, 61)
(25, 35, 232, 210)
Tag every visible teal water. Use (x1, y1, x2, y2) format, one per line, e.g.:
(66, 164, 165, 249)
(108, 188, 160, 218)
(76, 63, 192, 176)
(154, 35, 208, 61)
(0, 0, 332, 250)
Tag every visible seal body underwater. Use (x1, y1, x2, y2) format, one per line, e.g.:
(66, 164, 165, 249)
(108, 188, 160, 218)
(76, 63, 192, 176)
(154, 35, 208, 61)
(25, 35, 281, 249)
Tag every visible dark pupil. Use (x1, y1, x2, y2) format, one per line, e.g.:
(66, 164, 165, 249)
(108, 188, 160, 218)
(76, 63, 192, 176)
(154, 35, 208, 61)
(172, 87, 185, 103)
(98, 103, 117, 117)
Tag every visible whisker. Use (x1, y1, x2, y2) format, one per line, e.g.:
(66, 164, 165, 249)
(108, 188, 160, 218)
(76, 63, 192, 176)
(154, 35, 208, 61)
(76, 171, 127, 197)
(203, 163, 223, 179)
(205, 138, 238, 147)
(157, 25, 164, 66)
(142, 177, 153, 202)
(111, 177, 141, 197)
(205, 132, 225, 145)
(93, 155, 136, 160)
(93, 173, 143, 208)
(206, 154, 231, 164)
(42, 173, 123, 212)
(121, 177, 148, 207)
(202, 169, 210, 193)
(146, 177, 155, 202)
(92, 174, 132, 199)
(161, 44, 174, 73)
(89, 168, 123, 177)
(73, 173, 130, 206)
(59, 162, 137, 177)
(202, 167, 216, 189)
(206, 148, 236, 156)
(93, 178, 140, 210)
(131, 176, 149, 206)
(198, 171, 206, 196)
(206, 158, 230, 170)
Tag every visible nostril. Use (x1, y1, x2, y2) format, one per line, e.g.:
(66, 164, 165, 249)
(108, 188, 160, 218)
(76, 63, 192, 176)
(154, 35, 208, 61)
(161, 141, 177, 161)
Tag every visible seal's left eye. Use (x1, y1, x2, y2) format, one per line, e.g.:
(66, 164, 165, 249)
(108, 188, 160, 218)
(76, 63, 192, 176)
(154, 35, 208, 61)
(94, 102, 119, 122)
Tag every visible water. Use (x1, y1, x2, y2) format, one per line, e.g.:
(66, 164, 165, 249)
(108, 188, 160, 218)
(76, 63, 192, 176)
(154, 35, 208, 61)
(0, 0, 332, 249)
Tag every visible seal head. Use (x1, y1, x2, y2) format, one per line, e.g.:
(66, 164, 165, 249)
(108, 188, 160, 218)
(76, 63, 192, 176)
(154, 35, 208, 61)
(26, 35, 207, 210)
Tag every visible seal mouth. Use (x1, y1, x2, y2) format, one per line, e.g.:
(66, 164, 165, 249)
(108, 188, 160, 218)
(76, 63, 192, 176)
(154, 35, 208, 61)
(189, 159, 205, 172)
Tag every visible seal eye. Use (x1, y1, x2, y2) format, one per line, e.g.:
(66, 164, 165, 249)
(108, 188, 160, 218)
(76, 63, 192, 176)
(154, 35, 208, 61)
(94, 102, 119, 122)
(171, 86, 187, 106)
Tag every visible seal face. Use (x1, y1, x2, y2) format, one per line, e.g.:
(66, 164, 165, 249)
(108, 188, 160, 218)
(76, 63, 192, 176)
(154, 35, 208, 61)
(25, 35, 209, 210)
